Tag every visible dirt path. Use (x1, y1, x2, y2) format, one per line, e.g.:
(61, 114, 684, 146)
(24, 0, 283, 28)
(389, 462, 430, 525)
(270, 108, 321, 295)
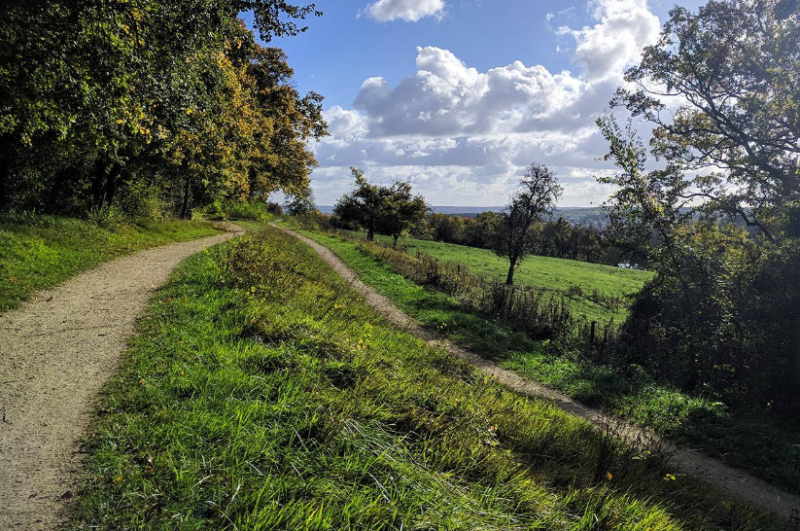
(0, 223, 243, 530)
(277, 225, 800, 524)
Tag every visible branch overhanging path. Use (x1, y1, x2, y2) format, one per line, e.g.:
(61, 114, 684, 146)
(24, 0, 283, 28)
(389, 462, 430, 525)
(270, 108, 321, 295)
(274, 224, 800, 523)
(0, 222, 244, 531)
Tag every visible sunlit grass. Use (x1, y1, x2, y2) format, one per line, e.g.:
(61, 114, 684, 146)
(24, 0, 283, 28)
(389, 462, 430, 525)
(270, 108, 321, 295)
(0, 215, 221, 311)
(300, 229, 800, 496)
(70, 227, 778, 530)
(370, 233, 654, 323)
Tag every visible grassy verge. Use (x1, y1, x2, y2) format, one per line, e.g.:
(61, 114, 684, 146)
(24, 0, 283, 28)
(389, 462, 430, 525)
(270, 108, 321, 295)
(0, 216, 222, 312)
(70, 226, 779, 530)
(298, 229, 800, 496)
(370, 233, 653, 324)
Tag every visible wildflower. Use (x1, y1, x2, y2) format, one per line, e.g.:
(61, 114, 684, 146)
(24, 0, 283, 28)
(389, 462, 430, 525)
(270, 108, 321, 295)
(663, 473, 677, 481)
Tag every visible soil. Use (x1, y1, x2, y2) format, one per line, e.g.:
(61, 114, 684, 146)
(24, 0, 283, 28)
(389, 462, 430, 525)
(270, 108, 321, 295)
(277, 224, 800, 525)
(0, 223, 243, 530)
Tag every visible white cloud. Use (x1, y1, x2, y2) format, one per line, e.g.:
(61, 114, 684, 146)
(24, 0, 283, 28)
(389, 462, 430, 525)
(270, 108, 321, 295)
(362, 0, 445, 22)
(312, 0, 665, 205)
(559, 0, 661, 81)
(354, 46, 584, 138)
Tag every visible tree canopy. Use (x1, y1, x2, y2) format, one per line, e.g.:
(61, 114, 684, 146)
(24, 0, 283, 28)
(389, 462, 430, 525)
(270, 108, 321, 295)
(0, 0, 326, 217)
(333, 167, 428, 243)
(614, 0, 800, 242)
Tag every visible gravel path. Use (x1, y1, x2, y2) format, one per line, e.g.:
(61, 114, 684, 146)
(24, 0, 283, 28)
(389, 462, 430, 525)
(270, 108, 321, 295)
(0, 223, 243, 530)
(277, 225, 800, 525)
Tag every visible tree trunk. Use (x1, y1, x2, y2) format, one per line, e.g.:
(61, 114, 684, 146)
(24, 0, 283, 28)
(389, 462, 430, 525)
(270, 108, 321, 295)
(180, 177, 192, 219)
(91, 159, 106, 208)
(104, 163, 121, 206)
(0, 158, 8, 211)
(505, 255, 517, 285)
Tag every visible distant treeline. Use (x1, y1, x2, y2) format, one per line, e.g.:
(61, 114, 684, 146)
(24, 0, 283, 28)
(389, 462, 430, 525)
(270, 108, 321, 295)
(418, 212, 628, 266)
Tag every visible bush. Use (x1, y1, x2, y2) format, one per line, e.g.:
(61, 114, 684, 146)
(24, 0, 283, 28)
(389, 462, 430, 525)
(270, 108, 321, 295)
(616, 226, 800, 410)
(222, 200, 273, 222)
(86, 204, 126, 228)
(195, 200, 274, 222)
(117, 182, 165, 220)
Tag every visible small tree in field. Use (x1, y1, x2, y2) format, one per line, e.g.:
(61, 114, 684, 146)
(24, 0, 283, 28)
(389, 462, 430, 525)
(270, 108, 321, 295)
(376, 181, 428, 246)
(333, 167, 427, 242)
(333, 168, 384, 240)
(495, 164, 562, 285)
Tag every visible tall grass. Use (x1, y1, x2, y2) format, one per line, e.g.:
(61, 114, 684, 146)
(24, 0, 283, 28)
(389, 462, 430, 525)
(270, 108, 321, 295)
(69, 227, 780, 530)
(290, 222, 620, 360)
(294, 226, 800, 497)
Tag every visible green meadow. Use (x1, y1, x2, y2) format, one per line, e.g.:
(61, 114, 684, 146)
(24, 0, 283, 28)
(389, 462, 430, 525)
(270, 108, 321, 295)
(70, 226, 779, 530)
(371, 234, 653, 324)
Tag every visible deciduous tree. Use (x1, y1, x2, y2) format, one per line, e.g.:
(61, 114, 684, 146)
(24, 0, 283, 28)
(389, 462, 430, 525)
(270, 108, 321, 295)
(495, 164, 562, 285)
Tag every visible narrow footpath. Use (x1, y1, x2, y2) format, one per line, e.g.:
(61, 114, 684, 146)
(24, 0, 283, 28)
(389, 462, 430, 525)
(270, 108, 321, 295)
(0, 223, 243, 530)
(276, 224, 800, 524)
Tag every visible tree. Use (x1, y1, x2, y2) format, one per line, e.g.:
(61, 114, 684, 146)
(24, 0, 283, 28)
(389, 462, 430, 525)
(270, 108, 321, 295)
(246, 46, 327, 200)
(614, 0, 800, 243)
(333, 168, 427, 242)
(429, 213, 466, 244)
(284, 188, 316, 216)
(495, 164, 562, 285)
(464, 211, 502, 249)
(375, 182, 428, 246)
(0, 0, 324, 215)
(333, 168, 384, 240)
(596, 116, 693, 282)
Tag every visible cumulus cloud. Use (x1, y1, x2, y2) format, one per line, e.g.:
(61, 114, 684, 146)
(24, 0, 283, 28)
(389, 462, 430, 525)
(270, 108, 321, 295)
(313, 0, 665, 205)
(362, 0, 445, 22)
(558, 0, 660, 80)
(354, 46, 585, 138)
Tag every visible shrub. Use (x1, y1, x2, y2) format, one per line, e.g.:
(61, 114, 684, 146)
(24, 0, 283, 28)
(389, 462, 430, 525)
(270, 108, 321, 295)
(222, 200, 273, 222)
(86, 204, 126, 228)
(616, 227, 800, 410)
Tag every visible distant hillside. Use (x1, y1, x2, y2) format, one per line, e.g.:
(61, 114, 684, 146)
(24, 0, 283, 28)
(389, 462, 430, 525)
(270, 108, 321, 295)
(317, 205, 610, 226)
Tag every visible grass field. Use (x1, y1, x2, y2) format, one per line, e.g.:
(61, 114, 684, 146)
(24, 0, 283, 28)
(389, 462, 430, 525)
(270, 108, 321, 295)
(70, 226, 779, 530)
(298, 229, 800, 496)
(0, 216, 222, 312)
(371, 234, 653, 324)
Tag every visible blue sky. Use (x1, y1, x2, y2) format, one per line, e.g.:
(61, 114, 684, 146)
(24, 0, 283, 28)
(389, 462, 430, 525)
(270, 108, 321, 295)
(244, 0, 706, 206)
